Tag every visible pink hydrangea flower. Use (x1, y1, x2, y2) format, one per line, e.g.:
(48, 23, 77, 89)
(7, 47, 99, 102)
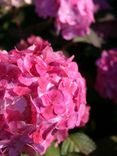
(34, 0, 59, 18)
(56, 0, 94, 40)
(95, 49, 117, 103)
(0, 36, 89, 155)
(34, 0, 95, 40)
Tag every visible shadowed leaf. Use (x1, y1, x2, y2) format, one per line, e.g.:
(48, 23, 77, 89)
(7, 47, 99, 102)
(61, 133, 96, 155)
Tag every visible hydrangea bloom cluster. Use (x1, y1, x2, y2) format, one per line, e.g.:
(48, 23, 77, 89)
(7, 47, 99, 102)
(0, 0, 32, 8)
(34, 0, 94, 40)
(0, 36, 90, 155)
(95, 49, 117, 103)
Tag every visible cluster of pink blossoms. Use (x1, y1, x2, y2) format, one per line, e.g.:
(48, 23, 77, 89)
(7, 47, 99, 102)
(0, 36, 90, 155)
(95, 49, 117, 104)
(34, 0, 95, 40)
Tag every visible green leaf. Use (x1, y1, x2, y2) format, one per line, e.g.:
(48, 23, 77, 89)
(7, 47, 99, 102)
(61, 137, 79, 155)
(65, 152, 81, 156)
(73, 29, 104, 48)
(44, 143, 60, 156)
(61, 133, 96, 155)
(21, 153, 41, 156)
